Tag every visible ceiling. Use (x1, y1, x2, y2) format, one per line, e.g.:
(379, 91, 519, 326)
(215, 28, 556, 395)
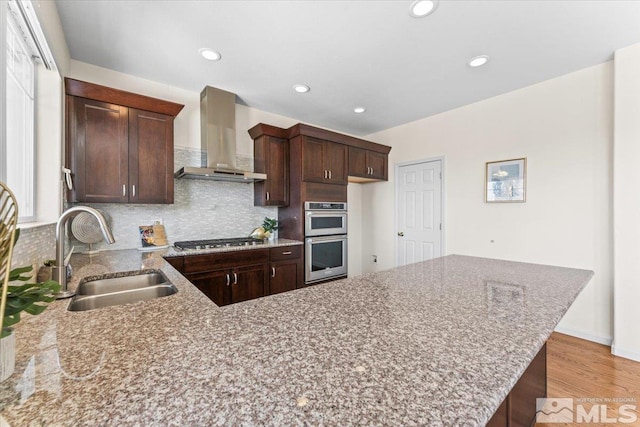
(54, 0, 640, 136)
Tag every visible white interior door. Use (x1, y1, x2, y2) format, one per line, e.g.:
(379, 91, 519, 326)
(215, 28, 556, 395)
(396, 159, 442, 266)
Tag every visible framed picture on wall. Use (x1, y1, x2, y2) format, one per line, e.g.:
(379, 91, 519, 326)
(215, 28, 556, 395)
(485, 158, 526, 203)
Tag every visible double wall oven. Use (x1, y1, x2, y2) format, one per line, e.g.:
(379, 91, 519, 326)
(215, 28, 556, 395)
(304, 202, 347, 284)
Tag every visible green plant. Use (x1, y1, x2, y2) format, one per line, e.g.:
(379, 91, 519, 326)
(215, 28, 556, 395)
(262, 217, 279, 233)
(1, 230, 60, 338)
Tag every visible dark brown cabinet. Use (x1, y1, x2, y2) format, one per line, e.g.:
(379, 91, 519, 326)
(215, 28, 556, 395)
(181, 249, 269, 306)
(486, 343, 546, 427)
(65, 78, 183, 204)
(302, 137, 348, 185)
(249, 124, 289, 206)
(269, 245, 303, 294)
(166, 245, 303, 306)
(348, 146, 388, 181)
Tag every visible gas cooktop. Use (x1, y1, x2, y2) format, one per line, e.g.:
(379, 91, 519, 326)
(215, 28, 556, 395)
(173, 237, 264, 251)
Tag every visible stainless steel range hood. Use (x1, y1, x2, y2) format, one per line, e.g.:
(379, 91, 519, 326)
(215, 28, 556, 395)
(174, 86, 266, 182)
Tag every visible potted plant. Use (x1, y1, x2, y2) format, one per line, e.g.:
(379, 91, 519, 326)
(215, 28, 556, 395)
(249, 217, 279, 242)
(1, 230, 60, 381)
(262, 217, 279, 241)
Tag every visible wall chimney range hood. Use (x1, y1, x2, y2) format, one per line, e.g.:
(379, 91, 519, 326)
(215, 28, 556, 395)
(174, 86, 266, 183)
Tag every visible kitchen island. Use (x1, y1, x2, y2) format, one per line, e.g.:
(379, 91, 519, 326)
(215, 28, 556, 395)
(0, 249, 592, 426)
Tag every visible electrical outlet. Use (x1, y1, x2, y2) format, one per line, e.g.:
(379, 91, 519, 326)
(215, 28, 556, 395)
(372, 255, 377, 263)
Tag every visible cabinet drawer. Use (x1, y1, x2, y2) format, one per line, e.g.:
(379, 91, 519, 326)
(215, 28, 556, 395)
(183, 249, 269, 274)
(269, 245, 302, 261)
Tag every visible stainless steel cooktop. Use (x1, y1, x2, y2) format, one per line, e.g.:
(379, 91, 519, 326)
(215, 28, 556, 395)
(173, 237, 264, 251)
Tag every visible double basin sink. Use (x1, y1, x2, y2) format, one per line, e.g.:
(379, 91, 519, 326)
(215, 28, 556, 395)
(68, 270, 178, 311)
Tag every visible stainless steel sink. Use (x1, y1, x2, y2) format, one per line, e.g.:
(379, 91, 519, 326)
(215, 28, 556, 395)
(68, 271, 178, 311)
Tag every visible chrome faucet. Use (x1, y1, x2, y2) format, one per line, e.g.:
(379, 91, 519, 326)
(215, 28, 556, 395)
(53, 206, 115, 299)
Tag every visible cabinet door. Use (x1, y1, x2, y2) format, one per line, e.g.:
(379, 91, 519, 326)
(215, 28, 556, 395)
(186, 268, 231, 306)
(71, 97, 129, 203)
(254, 136, 289, 206)
(367, 151, 387, 180)
(348, 146, 368, 177)
(269, 260, 300, 295)
(129, 109, 174, 204)
(302, 136, 327, 183)
(231, 263, 267, 304)
(325, 142, 348, 185)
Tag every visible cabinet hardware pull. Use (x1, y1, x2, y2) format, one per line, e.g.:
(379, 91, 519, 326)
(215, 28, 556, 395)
(324, 170, 327, 179)
(370, 167, 374, 175)
(266, 191, 270, 201)
(367, 166, 370, 175)
(122, 184, 126, 197)
(233, 272, 238, 285)
(62, 167, 74, 190)
(225, 273, 230, 286)
(329, 170, 332, 179)
(271, 267, 276, 277)
(132, 185, 136, 198)
(282, 251, 292, 255)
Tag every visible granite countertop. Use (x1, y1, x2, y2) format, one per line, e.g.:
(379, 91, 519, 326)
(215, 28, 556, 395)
(0, 250, 593, 426)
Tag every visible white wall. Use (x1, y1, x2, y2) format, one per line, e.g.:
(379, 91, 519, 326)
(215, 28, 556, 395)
(360, 63, 614, 344)
(613, 43, 640, 362)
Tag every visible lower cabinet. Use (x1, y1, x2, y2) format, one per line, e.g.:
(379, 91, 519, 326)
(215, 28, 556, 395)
(269, 245, 303, 295)
(487, 343, 547, 427)
(169, 245, 303, 306)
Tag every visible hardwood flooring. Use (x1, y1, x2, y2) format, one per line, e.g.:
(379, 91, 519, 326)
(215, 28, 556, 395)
(534, 332, 640, 427)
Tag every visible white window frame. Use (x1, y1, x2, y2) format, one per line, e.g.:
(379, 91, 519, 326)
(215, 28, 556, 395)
(1, 0, 56, 224)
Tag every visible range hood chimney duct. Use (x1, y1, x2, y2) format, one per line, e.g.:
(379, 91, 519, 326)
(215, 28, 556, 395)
(174, 86, 266, 182)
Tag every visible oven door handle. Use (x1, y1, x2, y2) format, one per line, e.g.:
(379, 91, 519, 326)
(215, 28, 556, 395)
(306, 235, 348, 243)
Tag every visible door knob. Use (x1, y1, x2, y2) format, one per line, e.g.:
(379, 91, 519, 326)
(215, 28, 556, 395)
(397, 232, 404, 237)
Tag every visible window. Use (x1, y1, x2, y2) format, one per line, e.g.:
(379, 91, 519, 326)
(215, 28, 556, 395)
(5, 4, 36, 222)
(1, 0, 56, 224)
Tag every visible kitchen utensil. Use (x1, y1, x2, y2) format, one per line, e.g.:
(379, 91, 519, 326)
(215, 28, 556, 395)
(71, 211, 109, 254)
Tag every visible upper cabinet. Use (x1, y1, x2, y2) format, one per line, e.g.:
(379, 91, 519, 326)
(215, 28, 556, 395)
(348, 146, 388, 181)
(65, 78, 184, 204)
(301, 136, 348, 185)
(249, 124, 289, 206)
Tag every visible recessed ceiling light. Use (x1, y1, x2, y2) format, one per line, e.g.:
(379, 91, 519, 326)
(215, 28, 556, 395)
(293, 84, 310, 93)
(410, 0, 438, 18)
(199, 48, 221, 61)
(354, 107, 366, 113)
(468, 55, 489, 68)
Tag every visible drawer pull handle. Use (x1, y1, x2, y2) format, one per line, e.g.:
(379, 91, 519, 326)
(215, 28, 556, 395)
(271, 267, 276, 277)
(282, 251, 292, 255)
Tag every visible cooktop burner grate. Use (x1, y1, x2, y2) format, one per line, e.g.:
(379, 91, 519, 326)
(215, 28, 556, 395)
(173, 237, 265, 250)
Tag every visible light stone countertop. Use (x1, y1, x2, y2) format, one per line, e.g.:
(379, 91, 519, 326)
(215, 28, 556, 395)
(0, 249, 592, 426)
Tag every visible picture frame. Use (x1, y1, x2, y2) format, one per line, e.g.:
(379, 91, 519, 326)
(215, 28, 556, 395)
(485, 158, 526, 203)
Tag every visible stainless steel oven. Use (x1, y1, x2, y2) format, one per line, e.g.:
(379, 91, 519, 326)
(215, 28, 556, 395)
(304, 201, 348, 284)
(304, 201, 347, 237)
(305, 234, 348, 283)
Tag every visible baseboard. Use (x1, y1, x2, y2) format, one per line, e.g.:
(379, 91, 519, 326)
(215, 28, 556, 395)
(553, 325, 613, 346)
(611, 343, 640, 362)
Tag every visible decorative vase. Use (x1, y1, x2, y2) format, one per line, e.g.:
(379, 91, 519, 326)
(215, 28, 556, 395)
(0, 330, 15, 381)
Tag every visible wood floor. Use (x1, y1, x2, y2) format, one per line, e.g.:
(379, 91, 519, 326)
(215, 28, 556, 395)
(534, 332, 640, 427)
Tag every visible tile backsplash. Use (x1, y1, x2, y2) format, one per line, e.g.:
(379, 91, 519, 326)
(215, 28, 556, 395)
(71, 147, 277, 252)
(11, 224, 56, 273)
